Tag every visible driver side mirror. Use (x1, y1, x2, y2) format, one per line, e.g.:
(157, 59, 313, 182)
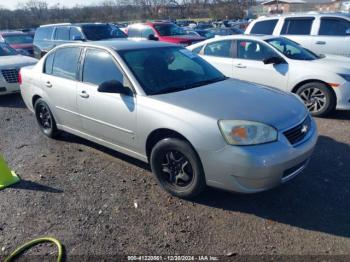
(72, 35, 84, 41)
(98, 80, 132, 95)
(263, 56, 286, 65)
(147, 34, 159, 41)
(346, 28, 350, 35)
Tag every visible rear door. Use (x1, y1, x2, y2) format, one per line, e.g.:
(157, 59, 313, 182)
(40, 47, 82, 130)
(311, 16, 350, 56)
(76, 48, 137, 148)
(232, 39, 289, 90)
(200, 39, 234, 77)
(279, 17, 314, 50)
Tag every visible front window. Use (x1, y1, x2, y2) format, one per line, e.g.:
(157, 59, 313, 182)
(266, 37, 319, 60)
(3, 34, 33, 44)
(81, 24, 127, 41)
(154, 24, 187, 36)
(0, 43, 18, 56)
(237, 40, 277, 61)
(118, 47, 226, 95)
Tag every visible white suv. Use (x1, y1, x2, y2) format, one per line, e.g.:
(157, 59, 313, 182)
(245, 13, 350, 56)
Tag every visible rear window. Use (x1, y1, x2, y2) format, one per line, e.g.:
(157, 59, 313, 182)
(319, 17, 350, 36)
(3, 34, 33, 44)
(52, 47, 81, 80)
(281, 18, 314, 35)
(250, 19, 278, 35)
(34, 27, 54, 41)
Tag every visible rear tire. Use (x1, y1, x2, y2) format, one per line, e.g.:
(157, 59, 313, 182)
(296, 82, 335, 117)
(34, 98, 58, 138)
(150, 138, 206, 199)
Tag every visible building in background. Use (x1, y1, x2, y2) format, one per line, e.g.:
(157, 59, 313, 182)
(261, 0, 344, 14)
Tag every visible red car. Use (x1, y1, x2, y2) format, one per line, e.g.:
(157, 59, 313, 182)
(127, 22, 204, 46)
(0, 31, 34, 57)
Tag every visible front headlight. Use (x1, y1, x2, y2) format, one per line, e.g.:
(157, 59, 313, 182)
(218, 120, 277, 145)
(338, 74, 350, 82)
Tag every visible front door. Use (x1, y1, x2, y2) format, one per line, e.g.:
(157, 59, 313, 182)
(232, 39, 289, 90)
(77, 48, 137, 149)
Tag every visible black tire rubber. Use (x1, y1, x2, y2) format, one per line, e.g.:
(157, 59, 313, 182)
(150, 138, 206, 199)
(34, 98, 58, 138)
(296, 82, 336, 117)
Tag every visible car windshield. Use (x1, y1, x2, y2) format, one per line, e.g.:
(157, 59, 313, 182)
(154, 24, 187, 36)
(81, 24, 127, 40)
(3, 34, 33, 44)
(118, 46, 227, 95)
(0, 43, 18, 56)
(266, 37, 319, 61)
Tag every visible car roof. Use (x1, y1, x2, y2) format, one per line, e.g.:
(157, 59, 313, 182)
(58, 39, 177, 51)
(0, 31, 28, 36)
(39, 23, 112, 28)
(207, 34, 276, 41)
(255, 12, 350, 20)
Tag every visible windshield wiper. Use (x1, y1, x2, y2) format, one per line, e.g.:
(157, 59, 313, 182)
(184, 76, 228, 89)
(151, 86, 187, 95)
(151, 77, 227, 95)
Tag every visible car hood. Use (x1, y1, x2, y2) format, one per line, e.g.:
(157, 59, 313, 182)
(160, 35, 205, 43)
(0, 55, 37, 68)
(151, 79, 307, 131)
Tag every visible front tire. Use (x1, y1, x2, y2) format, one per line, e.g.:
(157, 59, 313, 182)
(34, 98, 58, 138)
(150, 138, 206, 199)
(296, 82, 335, 117)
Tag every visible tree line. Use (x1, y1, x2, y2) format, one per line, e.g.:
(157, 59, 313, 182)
(0, 0, 255, 30)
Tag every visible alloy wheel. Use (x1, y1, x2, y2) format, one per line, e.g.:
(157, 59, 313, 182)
(161, 150, 193, 188)
(37, 104, 52, 130)
(299, 87, 327, 113)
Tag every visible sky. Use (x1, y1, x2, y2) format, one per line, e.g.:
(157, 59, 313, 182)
(0, 0, 98, 10)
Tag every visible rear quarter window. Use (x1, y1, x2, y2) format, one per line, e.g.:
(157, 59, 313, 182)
(52, 47, 81, 80)
(250, 19, 278, 34)
(34, 27, 54, 41)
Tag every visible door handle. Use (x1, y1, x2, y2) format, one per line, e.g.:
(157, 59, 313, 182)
(235, 64, 247, 68)
(316, 41, 326, 45)
(80, 90, 89, 98)
(45, 81, 52, 88)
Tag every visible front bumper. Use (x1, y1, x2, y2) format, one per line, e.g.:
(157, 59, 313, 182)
(335, 82, 350, 110)
(199, 116, 318, 193)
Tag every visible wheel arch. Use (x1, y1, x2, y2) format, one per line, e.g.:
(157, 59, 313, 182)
(291, 79, 336, 100)
(32, 95, 42, 107)
(145, 128, 196, 161)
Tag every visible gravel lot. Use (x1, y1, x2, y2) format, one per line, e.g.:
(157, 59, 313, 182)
(0, 94, 350, 260)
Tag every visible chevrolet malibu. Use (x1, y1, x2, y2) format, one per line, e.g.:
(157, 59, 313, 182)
(20, 40, 318, 198)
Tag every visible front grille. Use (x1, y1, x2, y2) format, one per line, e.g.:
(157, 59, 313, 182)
(283, 116, 312, 145)
(1, 69, 19, 83)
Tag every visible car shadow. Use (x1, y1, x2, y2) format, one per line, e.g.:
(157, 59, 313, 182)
(10, 179, 63, 193)
(325, 110, 350, 120)
(192, 135, 350, 238)
(0, 94, 26, 108)
(56, 131, 151, 171)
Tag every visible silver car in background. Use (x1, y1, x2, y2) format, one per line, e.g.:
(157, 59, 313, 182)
(20, 40, 318, 198)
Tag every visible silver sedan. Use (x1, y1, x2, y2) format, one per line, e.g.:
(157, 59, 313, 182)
(20, 40, 318, 198)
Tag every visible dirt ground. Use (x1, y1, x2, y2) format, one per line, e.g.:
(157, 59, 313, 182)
(1, 94, 350, 261)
